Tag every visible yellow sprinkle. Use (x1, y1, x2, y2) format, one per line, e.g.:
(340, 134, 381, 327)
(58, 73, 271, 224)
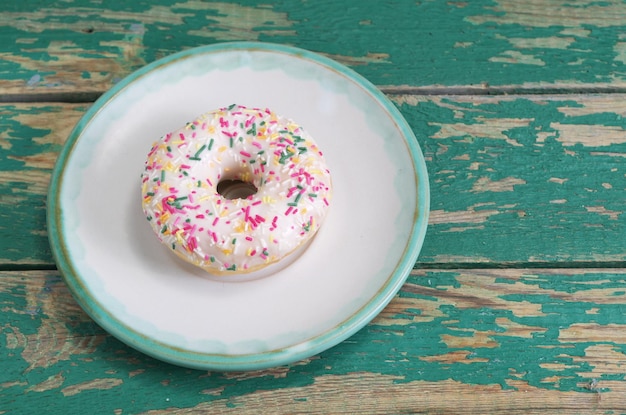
(160, 212, 170, 223)
(208, 125, 216, 134)
(218, 146, 227, 153)
(164, 162, 176, 172)
(234, 221, 245, 233)
(222, 248, 232, 255)
(262, 196, 275, 204)
(175, 229, 185, 245)
(198, 195, 211, 202)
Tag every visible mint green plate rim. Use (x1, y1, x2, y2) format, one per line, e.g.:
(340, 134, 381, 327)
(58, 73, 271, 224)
(47, 41, 430, 371)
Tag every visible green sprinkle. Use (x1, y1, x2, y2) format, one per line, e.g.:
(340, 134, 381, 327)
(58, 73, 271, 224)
(298, 146, 307, 154)
(192, 144, 206, 159)
(208, 138, 214, 150)
(160, 170, 165, 182)
(146, 192, 155, 197)
(293, 193, 302, 204)
(210, 256, 215, 263)
(257, 150, 265, 155)
(174, 196, 188, 201)
(228, 104, 236, 110)
(246, 123, 257, 136)
(146, 215, 152, 221)
(249, 159, 256, 164)
(182, 170, 189, 176)
(232, 238, 237, 245)
(229, 137, 233, 148)
(161, 225, 167, 234)
(197, 180, 202, 187)
(308, 193, 317, 198)
(227, 264, 237, 271)
(167, 146, 172, 152)
(287, 202, 298, 207)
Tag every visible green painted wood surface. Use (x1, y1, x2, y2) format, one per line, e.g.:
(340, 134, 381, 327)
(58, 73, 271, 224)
(2, 96, 626, 266)
(1, 269, 625, 413)
(3, 1, 626, 413)
(3, 0, 626, 96)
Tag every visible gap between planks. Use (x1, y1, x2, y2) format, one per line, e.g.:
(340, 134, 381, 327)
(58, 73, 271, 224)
(5, 84, 626, 103)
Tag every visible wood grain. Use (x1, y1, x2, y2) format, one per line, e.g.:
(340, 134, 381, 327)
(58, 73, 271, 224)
(1, 269, 625, 413)
(3, 0, 626, 97)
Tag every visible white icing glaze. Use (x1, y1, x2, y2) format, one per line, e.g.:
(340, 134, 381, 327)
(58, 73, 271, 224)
(141, 105, 332, 275)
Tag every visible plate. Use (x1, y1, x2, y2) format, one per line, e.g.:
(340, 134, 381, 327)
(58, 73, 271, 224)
(47, 42, 429, 371)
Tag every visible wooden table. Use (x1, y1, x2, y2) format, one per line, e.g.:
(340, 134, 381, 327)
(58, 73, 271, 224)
(2, 1, 626, 413)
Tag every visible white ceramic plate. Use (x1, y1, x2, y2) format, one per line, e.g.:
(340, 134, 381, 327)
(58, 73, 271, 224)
(48, 42, 429, 371)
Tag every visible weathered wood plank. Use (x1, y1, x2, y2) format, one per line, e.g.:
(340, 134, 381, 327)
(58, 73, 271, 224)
(0, 104, 86, 265)
(393, 94, 626, 264)
(2, 94, 626, 265)
(2, 0, 626, 96)
(1, 269, 625, 413)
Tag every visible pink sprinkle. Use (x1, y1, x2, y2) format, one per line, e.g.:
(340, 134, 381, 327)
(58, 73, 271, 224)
(196, 214, 205, 219)
(286, 188, 296, 198)
(285, 206, 293, 216)
(252, 200, 262, 206)
(188, 236, 197, 250)
(252, 141, 262, 149)
(250, 249, 256, 256)
(212, 217, 219, 226)
(180, 164, 191, 169)
(240, 150, 251, 158)
(255, 215, 265, 223)
(211, 232, 218, 243)
(323, 198, 329, 206)
(179, 133, 185, 140)
(245, 236, 253, 241)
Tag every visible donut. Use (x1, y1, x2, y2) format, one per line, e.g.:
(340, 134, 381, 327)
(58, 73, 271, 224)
(141, 104, 332, 275)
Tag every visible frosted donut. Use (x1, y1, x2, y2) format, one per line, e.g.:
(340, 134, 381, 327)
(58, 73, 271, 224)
(141, 104, 332, 275)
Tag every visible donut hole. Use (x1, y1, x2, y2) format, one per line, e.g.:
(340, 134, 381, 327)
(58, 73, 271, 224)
(217, 179, 258, 200)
